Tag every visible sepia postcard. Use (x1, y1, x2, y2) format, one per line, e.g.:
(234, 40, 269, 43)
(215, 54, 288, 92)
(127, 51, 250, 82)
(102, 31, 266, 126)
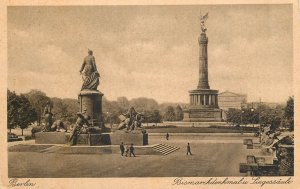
(0, 0, 299, 189)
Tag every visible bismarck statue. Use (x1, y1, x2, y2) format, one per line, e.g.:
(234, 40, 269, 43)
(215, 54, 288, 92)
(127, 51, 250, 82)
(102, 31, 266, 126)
(80, 49, 100, 91)
(78, 50, 104, 129)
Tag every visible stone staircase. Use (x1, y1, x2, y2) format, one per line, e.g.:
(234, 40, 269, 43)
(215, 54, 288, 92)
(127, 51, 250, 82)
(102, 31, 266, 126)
(39, 145, 64, 153)
(152, 144, 180, 155)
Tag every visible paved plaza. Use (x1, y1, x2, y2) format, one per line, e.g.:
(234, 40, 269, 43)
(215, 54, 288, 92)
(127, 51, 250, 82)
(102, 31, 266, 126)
(8, 135, 257, 177)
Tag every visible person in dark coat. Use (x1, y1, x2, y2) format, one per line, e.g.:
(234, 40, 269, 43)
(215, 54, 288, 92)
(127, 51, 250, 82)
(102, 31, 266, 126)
(186, 143, 192, 155)
(120, 142, 125, 156)
(166, 133, 169, 140)
(129, 143, 136, 157)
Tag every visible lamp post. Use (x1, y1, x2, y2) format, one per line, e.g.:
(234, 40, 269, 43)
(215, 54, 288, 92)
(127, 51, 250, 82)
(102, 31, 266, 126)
(241, 110, 244, 126)
(240, 110, 245, 135)
(251, 108, 254, 128)
(257, 101, 262, 143)
(251, 102, 255, 128)
(106, 112, 112, 129)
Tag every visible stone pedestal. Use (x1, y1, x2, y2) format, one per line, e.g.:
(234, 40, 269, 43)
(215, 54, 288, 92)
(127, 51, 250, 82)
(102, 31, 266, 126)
(78, 89, 104, 128)
(35, 132, 67, 144)
(183, 108, 222, 122)
(109, 133, 148, 146)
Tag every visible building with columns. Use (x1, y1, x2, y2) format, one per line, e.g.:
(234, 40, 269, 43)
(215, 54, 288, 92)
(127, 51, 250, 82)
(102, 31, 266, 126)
(183, 27, 222, 122)
(218, 91, 247, 110)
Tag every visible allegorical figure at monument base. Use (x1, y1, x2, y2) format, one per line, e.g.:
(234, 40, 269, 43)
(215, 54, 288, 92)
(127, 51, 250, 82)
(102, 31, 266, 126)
(43, 101, 53, 132)
(79, 49, 100, 91)
(118, 107, 143, 132)
(69, 112, 90, 145)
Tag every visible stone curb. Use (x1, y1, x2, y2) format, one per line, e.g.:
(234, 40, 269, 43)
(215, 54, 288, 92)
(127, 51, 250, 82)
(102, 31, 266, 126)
(147, 133, 255, 136)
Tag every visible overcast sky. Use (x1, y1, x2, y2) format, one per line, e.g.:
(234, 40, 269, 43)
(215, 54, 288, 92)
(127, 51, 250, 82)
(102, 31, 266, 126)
(7, 5, 293, 103)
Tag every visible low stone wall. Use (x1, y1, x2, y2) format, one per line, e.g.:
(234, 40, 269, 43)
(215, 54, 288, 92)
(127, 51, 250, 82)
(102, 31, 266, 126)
(109, 133, 148, 146)
(53, 145, 160, 155)
(8, 144, 161, 155)
(35, 132, 66, 144)
(35, 132, 148, 146)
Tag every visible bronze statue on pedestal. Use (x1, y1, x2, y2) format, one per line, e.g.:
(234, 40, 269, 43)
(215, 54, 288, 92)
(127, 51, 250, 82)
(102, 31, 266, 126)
(79, 49, 100, 91)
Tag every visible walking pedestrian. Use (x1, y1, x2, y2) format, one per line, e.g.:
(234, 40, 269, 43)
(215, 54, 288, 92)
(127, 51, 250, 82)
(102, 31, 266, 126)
(186, 143, 192, 155)
(125, 144, 130, 157)
(129, 143, 136, 157)
(120, 142, 125, 156)
(166, 133, 169, 140)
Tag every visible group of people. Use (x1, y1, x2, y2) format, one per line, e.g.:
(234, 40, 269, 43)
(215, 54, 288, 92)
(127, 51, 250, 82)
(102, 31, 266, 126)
(119, 142, 136, 157)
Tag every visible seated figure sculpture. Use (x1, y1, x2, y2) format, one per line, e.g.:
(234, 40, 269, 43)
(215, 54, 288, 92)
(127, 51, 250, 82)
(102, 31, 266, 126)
(43, 101, 53, 132)
(118, 107, 143, 132)
(50, 120, 67, 132)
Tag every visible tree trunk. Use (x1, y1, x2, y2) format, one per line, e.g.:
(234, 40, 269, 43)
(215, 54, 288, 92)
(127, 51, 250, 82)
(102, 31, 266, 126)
(10, 128, 11, 134)
(22, 129, 24, 136)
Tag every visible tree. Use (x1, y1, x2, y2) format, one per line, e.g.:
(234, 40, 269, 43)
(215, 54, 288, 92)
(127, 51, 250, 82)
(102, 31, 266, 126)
(7, 90, 19, 133)
(174, 105, 184, 121)
(163, 106, 176, 121)
(17, 95, 37, 135)
(62, 98, 78, 124)
(159, 102, 188, 113)
(7, 90, 37, 135)
(52, 98, 68, 119)
(258, 105, 283, 131)
(226, 108, 241, 125)
(284, 96, 294, 131)
(116, 97, 129, 111)
(143, 109, 162, 124)
(241, 108, 259, 126)
(129, 97, 159, 112)
(24, 90, 52, 125)
(103, 98, 123, 124)
(51, 97, 78, 124)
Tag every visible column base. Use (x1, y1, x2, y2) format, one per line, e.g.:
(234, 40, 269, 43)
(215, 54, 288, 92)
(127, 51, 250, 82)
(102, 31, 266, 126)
(183, 108, 222, 122)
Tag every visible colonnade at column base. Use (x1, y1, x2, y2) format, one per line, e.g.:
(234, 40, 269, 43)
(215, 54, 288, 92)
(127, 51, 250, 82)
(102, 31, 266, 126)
(184, 88, 222, 122)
